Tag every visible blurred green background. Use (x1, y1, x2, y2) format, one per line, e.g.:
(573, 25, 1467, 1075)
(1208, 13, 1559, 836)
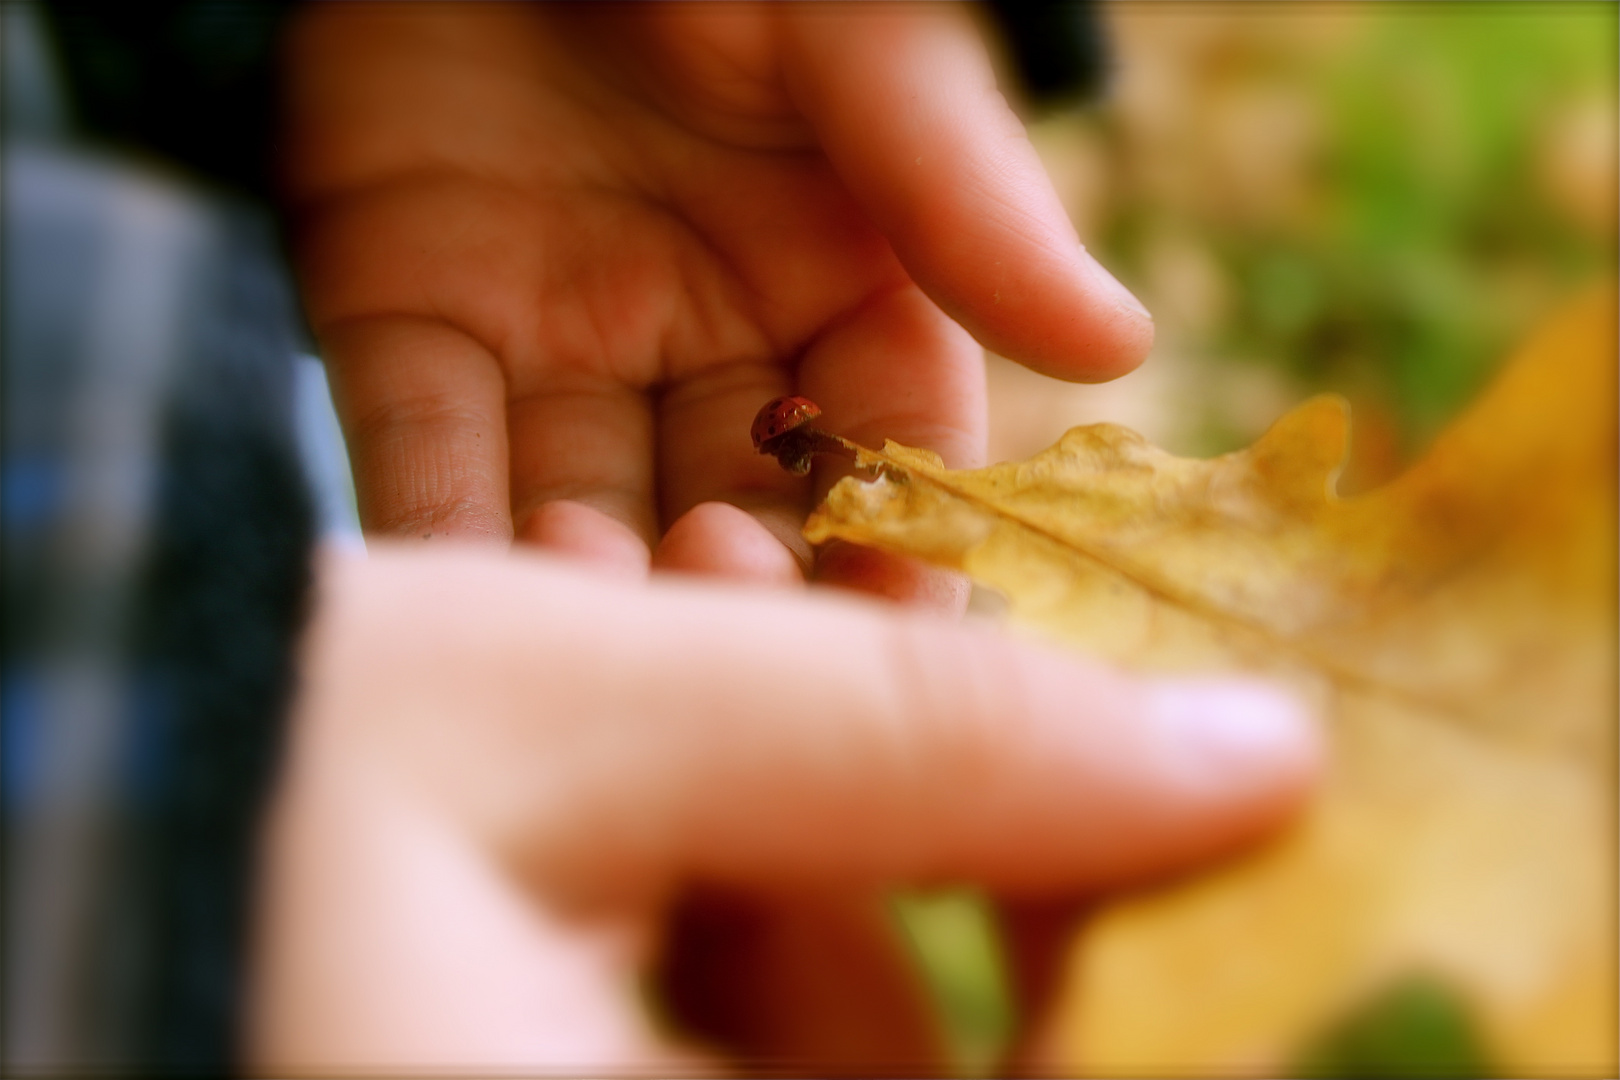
(991, 1, 1616, 494)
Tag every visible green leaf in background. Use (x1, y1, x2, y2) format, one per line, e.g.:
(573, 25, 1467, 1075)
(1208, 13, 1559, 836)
(1077, 3, 1615, 468)
(1293, 975, 1494, 1079)
(891, 889, 1013, 1078)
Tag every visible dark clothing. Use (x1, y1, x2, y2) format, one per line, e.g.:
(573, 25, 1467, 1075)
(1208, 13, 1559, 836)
(4, 8, 314, 1069)
(37, 0, 1108, 199)
(40, 0, 295, 198)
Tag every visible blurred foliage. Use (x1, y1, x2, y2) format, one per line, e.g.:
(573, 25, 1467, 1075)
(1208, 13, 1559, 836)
(892, 889, 1014, 1078)
(1074, 3, 1616, 463)
(1292, 975, 1492, 1079)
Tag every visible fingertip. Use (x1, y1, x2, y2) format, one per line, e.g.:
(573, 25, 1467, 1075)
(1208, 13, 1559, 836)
(520, 500, 651, 580)
(782, 4, 1154, 383)
(1145, 678, 1325, 819)
(1064, 252, 1157, 380)
(945, 245, 1156, 383)
(653, 501, 806, 587)
(932, 656, 1322, 891)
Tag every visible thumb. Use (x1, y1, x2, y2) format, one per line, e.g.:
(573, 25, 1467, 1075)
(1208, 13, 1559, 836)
(781, 4, 1154, 381)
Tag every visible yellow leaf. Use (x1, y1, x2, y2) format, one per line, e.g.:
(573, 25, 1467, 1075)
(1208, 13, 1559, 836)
(806, 286, 1617, 1075)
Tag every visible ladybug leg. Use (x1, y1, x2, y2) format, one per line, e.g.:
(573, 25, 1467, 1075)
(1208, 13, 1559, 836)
(756, 427, 854, 476)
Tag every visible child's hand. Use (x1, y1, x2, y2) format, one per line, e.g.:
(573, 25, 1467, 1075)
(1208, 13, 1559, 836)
(282, 4, 1153, 603)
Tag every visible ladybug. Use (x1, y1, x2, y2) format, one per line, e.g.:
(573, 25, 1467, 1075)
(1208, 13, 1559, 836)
(750, 395, 822, 451)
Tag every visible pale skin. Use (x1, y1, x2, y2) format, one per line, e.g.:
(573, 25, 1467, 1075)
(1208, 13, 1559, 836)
(258, 3, 1312, 1071)
(250, 546, 1319, 1074)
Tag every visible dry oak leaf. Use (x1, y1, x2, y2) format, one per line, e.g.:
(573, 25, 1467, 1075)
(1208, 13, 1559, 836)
(805, 286, 1616, 1076)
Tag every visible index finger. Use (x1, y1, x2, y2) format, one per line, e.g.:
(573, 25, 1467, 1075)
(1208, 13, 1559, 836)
(326, 548, 1322, 895)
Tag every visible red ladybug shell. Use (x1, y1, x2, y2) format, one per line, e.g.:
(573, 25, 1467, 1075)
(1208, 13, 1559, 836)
(750, 396, 821, 450)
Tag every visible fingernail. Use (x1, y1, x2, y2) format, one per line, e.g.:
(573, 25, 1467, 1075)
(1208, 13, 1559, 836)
(1081, 250, 1153, 322)
(1149, 680, 1321, 779)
